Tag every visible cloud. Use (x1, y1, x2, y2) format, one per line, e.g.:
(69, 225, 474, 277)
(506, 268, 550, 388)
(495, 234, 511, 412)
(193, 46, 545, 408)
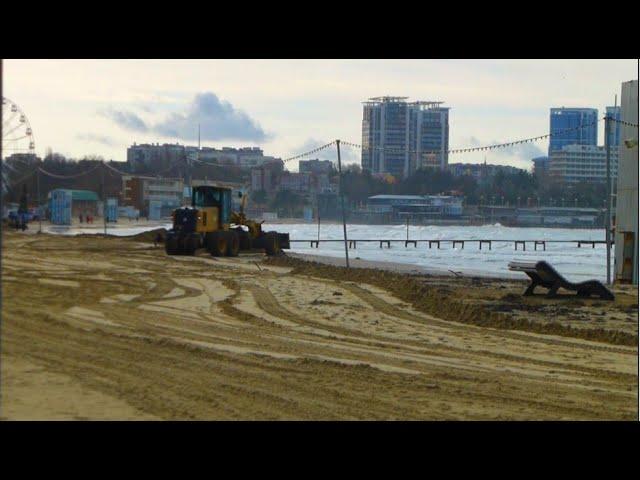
(291, 138, 360, 168)
(100, 109, 149, 133)
(101, 92, 268, 143)
(465, 136, 545, 160)
(155, 92, 267, 142)
(76, 133, 119, 147)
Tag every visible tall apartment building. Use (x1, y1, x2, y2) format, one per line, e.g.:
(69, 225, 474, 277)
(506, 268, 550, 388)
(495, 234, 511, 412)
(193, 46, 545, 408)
(532, 156, 550, 178)
(614, 80, 639, 284)
(606, 106, 622, 150)
(548, 145, 618, 184)
(361, 97, 449, 179)
(548, 108, 598, 155)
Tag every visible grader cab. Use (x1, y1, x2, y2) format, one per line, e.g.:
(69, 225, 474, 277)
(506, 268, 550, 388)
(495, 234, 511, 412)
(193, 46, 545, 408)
(165, 185, 289, 257)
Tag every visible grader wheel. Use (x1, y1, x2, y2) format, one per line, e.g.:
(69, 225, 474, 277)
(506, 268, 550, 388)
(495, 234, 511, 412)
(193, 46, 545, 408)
(226, 231, 240, 257)
(264, 232, 281, 256)
(165, 235, 179, 255)
(179, 235, 194, 255)
(207, 231, 228, 257)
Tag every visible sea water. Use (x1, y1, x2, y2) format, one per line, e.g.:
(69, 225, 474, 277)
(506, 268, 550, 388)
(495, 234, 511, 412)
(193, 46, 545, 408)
(42, 221, 611, 282)
(263, 223, 611, 282)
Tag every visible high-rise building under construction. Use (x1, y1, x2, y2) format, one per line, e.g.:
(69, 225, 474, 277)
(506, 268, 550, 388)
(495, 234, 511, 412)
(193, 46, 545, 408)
(361, 97, 449, 179)
(548, 107, 598, 155)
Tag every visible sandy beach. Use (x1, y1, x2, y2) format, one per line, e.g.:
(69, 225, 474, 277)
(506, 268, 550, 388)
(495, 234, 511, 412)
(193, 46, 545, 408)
(1, 229, 637, 420)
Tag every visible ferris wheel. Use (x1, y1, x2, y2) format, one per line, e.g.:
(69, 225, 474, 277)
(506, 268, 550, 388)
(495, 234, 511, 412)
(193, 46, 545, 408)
(2, 96, 36, 158)
(2, 97, 36, 194)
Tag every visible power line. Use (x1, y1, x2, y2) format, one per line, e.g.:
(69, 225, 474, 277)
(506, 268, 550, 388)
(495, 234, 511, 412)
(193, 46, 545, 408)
(37, 164, 102, 179)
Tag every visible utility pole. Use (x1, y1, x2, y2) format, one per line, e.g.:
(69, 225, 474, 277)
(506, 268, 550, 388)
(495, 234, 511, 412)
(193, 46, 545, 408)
(194, 123, 199, 193)
(336, 140, 350, 268)
(36, 168, 42, 233)
(102, 162, 107, 235)
(605, 112, 612, 285)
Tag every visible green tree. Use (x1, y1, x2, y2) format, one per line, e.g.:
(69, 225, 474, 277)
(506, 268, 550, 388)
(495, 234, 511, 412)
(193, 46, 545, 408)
(271, 190, 304, 217)
(251, 189, 268, 205)
(18, 184, 28, 214)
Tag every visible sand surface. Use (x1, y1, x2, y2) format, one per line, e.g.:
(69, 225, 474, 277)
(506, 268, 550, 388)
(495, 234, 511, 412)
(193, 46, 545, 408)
(1, 230, 637, 420)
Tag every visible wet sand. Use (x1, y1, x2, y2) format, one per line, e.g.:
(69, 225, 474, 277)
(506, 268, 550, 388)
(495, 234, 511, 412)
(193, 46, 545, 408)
(1, 230, 637, 420)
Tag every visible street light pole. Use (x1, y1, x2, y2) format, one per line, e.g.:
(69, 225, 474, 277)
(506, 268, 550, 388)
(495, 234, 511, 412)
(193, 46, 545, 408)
(36, 168, 42, 233)
(336, 140, 349, 268)
(102, 162, 107, 235)
(605, 114, 612, 285)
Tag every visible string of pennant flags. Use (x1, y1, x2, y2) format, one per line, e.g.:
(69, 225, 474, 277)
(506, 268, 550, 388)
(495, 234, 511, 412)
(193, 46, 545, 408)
(282, 141, 337, 163)
(5, 114, 636, 185)
(287, 118, 605, 161)
(287, 114, 638, 162)
(605, 116, 640, 128)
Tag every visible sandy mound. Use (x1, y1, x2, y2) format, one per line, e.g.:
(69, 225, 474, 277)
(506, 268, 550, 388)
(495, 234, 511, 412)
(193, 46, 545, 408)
(127, 228, 167, 243)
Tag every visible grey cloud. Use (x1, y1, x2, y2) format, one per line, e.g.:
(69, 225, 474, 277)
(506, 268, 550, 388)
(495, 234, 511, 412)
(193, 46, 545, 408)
(154, 92, 267, 142)
(100, 109, 149, 132)
(76, 133, 119, 147)
(101, 93, 268, 143)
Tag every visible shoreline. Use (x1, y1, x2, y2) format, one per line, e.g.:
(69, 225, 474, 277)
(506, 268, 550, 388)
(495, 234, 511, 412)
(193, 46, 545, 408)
(285, 251, 523, 280)
(262, 218, 607, 230)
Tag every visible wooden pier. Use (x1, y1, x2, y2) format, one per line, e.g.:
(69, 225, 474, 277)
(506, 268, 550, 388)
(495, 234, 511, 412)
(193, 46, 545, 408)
(294, 239, 612, 250)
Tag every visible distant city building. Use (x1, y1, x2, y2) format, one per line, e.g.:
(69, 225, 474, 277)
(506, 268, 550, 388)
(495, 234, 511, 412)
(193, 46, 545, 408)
(478, 206, 603, 227)
(448, 162, 526, 184)
(186, 146, 281, 168)
(250, 160, 284, 193)
(121, 174, 183, 216)
(361, 97, 450, 179)
(606, 106, 622, 150)
(548, 107, 598, 155)
(366, 194, 463, 220)
(310, 173, 336, 194)
(279, 172, 311, 193)
(532, 156, 550, 178)
(128, 143, 281, 174)
(251, 168, 272, 193)
(299, 159, 334, 174)
(614, 80, 638, 284)
(127, 143, 185, 174)
(548, 145, 618, 184)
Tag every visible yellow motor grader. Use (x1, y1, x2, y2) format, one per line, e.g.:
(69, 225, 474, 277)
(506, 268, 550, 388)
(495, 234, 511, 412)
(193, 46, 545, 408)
(164, 185, 289, 256)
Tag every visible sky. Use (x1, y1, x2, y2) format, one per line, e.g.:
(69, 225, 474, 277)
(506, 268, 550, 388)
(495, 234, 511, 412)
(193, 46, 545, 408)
(3, 59, 637, 171)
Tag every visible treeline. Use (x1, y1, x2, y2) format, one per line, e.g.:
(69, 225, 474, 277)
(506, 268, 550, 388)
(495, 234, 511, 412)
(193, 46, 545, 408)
(3, 152, 249, 204)
(340, 165, 608, 209)
(3, 154, 125, 204)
